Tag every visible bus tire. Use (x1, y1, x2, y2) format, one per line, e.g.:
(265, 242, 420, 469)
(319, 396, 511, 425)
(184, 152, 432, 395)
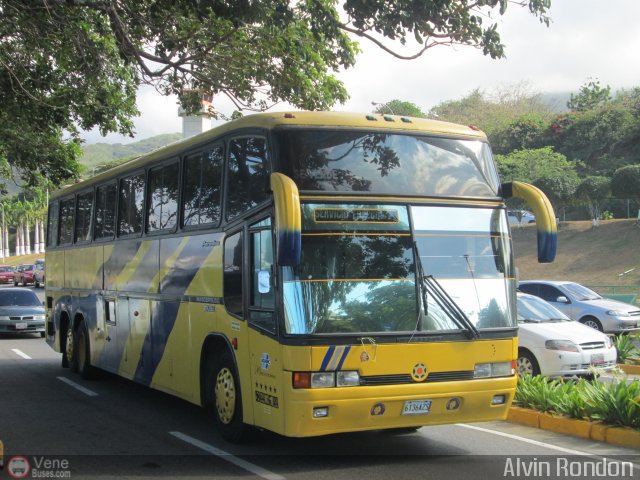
(62, 323, 78, 372)
(210, 350, 246, 443)
(76, 321, 96, 379)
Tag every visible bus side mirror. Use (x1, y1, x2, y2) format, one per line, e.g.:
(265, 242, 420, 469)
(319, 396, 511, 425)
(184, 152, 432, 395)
(270, 173, 301, 266)
(501, 181, 557, 263)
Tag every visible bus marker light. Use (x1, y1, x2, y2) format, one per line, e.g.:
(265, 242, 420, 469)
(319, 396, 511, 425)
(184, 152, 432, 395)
(284, 113, 296, 119)
(313, 407, 329, 418)
(491, 394, 506, 405)
(293, 372, 311, 389)
(231, 337, 238, 350)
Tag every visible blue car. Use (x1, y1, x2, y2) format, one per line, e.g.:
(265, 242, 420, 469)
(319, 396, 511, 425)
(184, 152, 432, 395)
(0, 288, 45, 337)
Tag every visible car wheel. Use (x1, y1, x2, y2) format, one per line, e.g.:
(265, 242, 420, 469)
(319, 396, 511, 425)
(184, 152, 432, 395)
(209, 350, 246, 443)
(580, 316, 603, 332)
(34, 279, 40, 288)
(76, 321, 96, 379)
(517, 350, 540, 376)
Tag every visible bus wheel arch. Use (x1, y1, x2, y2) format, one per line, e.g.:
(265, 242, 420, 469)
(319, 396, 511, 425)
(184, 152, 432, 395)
(517, 348, 540, 376)
(200, 335, 247, 443)
(60, 310, 74, 370)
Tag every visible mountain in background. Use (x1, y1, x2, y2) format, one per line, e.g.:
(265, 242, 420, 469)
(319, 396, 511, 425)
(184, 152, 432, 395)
(79, 132, 183, 172)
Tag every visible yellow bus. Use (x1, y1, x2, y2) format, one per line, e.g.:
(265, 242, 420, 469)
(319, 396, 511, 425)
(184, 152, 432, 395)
(45, 112, 556, 441)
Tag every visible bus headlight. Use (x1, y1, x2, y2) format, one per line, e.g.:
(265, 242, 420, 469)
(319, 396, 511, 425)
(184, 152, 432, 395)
(474, 361, 515, 378)
(337, 371, 360, 387)
(293, 371, 361, 388)
(311, 372, 335, 388)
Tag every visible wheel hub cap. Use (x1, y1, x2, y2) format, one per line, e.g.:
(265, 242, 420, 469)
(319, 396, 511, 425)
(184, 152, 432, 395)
(215, 368, 236, 424)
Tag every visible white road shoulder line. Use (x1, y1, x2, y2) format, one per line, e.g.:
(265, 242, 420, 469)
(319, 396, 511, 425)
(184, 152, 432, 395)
(57, 376, 99, 397)
(11, 349, 32, 359)
(170, 431, 285, 480)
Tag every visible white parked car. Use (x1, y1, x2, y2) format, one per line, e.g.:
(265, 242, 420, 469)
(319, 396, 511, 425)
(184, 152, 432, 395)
(516, 292, 617, 377)
(507, 209, 535, 225)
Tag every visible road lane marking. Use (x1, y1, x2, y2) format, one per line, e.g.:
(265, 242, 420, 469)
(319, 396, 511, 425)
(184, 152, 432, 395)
(170, 431, 285, 480)
(57, 376, 99, 397)
(11, 349, 32, 359)
(457, 423, 640, 467)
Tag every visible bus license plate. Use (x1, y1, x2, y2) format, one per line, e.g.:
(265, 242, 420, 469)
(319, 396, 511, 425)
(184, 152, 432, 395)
(591, 354, 604, 365)
(15, 323, 27, 330)
(402, 400, 432, 416)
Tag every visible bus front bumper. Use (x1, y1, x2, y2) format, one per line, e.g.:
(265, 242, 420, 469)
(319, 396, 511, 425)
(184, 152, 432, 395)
(282, 376, 517, 437)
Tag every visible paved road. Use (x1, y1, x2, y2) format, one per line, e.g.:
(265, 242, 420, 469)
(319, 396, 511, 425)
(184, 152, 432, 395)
(0, 288, 638, 479)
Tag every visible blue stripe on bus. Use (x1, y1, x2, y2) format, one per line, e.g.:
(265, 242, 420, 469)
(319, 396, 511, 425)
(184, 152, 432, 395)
(320, 345, 336, 371)
(336, 346, 351, 370)
(133, 301, 180, 386)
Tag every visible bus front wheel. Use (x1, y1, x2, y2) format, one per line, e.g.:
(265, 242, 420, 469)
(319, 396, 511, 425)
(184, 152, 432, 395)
(210, 351, 246, 443)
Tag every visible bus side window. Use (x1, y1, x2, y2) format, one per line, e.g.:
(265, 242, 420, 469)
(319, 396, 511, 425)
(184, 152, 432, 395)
(58, 196, 75, 245)
(118, 172, 145, 236)
(223, 231, 243, 317)
(249, 220, 275, 333)
(226, 137, 269, 220)
(47, 201, 59, 248)
(95, 183, 117, 240)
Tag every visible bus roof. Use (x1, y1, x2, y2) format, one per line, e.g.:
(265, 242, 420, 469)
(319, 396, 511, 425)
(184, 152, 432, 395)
(52, 111, 487, 199)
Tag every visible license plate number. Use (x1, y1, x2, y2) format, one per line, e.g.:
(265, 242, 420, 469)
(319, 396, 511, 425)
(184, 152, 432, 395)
(591, 353, 604, 365)
(15, 323, 27, 330)
(402, 400, 432, 416)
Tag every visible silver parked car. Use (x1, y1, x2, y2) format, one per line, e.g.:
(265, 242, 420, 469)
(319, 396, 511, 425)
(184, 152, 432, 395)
(518, 280, 640, 334)
(0, 288, 46, 337)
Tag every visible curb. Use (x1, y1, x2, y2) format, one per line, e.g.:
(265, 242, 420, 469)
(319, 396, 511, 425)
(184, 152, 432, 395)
(618, 364, 640, 376)
(507, 407, 640, 450)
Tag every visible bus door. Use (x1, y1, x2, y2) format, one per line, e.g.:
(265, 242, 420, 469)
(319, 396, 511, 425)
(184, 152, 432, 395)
(246, 217, 284, 432)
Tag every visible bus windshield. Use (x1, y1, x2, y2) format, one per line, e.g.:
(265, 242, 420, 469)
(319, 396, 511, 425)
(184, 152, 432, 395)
(276, 129, 499, 197)
(282, 204, 516, 335)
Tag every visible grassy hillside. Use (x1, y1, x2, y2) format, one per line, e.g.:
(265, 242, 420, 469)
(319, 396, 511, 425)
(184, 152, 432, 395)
(80, 133, 183, 171)
(512, 219, 640, 287)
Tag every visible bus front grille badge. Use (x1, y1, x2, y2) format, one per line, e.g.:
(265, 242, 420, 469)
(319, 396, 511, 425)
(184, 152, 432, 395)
(411, 363, 428, 382)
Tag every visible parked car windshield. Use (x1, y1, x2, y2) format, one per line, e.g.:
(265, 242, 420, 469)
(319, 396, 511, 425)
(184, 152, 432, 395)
(563, 282, 602, 301)
(517, 294, 569, 323)
(0, 290, 41, 307)
(0, 266, 13, 272)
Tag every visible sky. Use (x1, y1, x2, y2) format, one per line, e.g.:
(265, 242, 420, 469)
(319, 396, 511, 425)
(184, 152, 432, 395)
(81, 0, 640, 145)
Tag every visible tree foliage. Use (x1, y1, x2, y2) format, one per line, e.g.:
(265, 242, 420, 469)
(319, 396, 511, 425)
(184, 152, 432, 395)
(429, 84, 554, 136)
(1, 0, 551, 188)
(611, 164, 640, 205)
(533, 174, 579, 215)
(567, 79, 612, 112)
(576, 176, 610, 218)
(494, 147, 579, 184)
(373, 99, 426, 117)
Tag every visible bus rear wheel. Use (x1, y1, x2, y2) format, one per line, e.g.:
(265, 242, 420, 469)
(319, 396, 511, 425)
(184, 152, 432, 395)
(76, 321, 96, 379)
(210, 351, 246, 443)
(62, 325, 77, 372)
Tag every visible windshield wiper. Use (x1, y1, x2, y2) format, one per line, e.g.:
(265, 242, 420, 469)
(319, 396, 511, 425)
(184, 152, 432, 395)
(413, 242, 480, 339)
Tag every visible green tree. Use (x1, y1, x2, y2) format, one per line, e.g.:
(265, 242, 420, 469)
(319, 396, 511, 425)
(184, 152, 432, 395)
(373, 100, 426, 118)
(429, 83, 554, 136)
(567, 80, 612, 112)
(611, 164, 640, 206)
(494, 147, 579, 184)
(2, 1, 551, 187)
(490, 113, 548, 155)
(576, 176, 610, 220)
(533, 174, 579, 220)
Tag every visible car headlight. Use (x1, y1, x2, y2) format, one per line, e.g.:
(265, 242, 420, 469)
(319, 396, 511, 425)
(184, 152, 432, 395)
(34, 315, 45, 321)
(607, 310, 628, 317)
(605, 336, 614, 349)
(0, 315, 10, 321)
(545, 340, 579, 352)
